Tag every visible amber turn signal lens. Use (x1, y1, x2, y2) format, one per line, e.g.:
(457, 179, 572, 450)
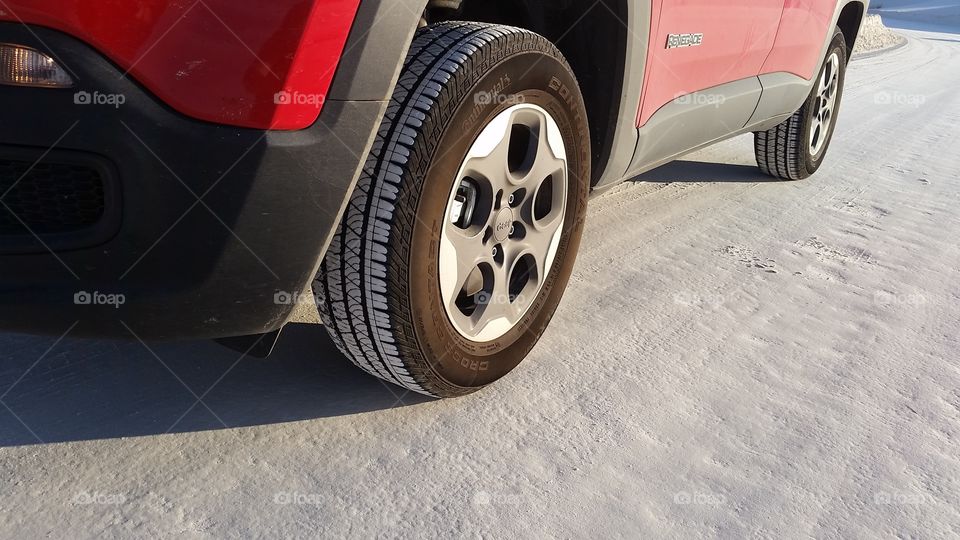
(0, 43, 73, 88)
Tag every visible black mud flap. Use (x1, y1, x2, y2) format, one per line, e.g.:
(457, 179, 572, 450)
(215, 328, 283, 359)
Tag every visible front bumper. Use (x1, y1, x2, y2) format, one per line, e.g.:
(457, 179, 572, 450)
(0, 23, 384, 340)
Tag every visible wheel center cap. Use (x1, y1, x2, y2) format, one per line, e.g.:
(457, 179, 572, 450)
(493, 208, 514, 242)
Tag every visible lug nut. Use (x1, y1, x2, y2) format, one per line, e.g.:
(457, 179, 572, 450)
(492, 246, 499, 257)
(508, 194, 515, 205)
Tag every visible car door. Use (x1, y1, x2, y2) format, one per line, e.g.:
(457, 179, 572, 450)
(637, 0, 786, 127)
(762, 0, 838, 81)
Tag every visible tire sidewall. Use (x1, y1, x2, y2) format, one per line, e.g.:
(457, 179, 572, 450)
(406, 50, 590, 390)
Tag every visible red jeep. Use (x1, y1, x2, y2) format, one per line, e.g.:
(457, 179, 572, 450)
(0, 0, 867, 397)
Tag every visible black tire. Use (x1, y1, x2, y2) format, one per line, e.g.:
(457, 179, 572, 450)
(314, 22, 591, 398)
(755, 27, 848, 180)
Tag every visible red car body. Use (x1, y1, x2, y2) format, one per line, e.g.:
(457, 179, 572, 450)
(0, 0, 360, 129)
(1, 0, 848, 129)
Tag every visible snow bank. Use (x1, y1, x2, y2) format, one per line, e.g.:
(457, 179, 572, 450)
(853, 14, 906, 55)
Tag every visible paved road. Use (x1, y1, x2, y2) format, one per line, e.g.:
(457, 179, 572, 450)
(2, 12, 959, 538)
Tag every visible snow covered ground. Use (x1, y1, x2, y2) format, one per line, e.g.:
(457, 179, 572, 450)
(2, 6, 959, 539)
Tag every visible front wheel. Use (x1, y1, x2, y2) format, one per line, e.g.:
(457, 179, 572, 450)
(315, 22, 591, 398)
(755, 27, 848, 180)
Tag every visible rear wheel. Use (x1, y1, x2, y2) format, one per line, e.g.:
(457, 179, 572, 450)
(755, 27, 848, 180)
(315, 22, 590, 398)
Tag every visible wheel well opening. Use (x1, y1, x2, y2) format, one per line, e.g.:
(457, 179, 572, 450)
(837, 1, 865, 60)
(429, 0, 630, 186)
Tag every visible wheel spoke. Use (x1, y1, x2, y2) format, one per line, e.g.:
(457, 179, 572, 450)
(518, 222, 560, 288)
(440, 228, 488, 308)
(463, 135, 511, 185)
(470, 261, 520, 337)
(526, 213, 563, 256)
(818, 62, 830, 95)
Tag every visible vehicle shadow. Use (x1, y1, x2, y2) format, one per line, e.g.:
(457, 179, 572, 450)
(631, 159, 773, 183)
(0, 323, 431, 447)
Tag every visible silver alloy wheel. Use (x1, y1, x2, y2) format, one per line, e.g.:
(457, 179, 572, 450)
(439, 103, 568, 342)
(810, 52, 840, 157)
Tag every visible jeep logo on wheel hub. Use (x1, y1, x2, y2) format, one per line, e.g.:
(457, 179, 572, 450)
(494, 208, 514, 242)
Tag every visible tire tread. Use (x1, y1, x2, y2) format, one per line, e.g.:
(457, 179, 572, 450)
(315, 22, 564, 397)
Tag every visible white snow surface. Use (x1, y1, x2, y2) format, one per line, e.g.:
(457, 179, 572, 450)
(2, 7, 959, 539)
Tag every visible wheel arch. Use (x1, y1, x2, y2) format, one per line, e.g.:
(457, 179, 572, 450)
(837, 0, 867, 61)
(431, 0, 632, 186)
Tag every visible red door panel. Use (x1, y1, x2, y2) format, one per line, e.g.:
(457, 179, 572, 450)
(761, 0, 836, 80)
(637, 0, 785, 126)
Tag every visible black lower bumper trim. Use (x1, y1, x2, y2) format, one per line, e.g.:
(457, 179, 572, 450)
(0, 23, 384, 340)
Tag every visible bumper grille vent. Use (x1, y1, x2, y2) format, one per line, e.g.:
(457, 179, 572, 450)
(0, 158, 105, 235)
